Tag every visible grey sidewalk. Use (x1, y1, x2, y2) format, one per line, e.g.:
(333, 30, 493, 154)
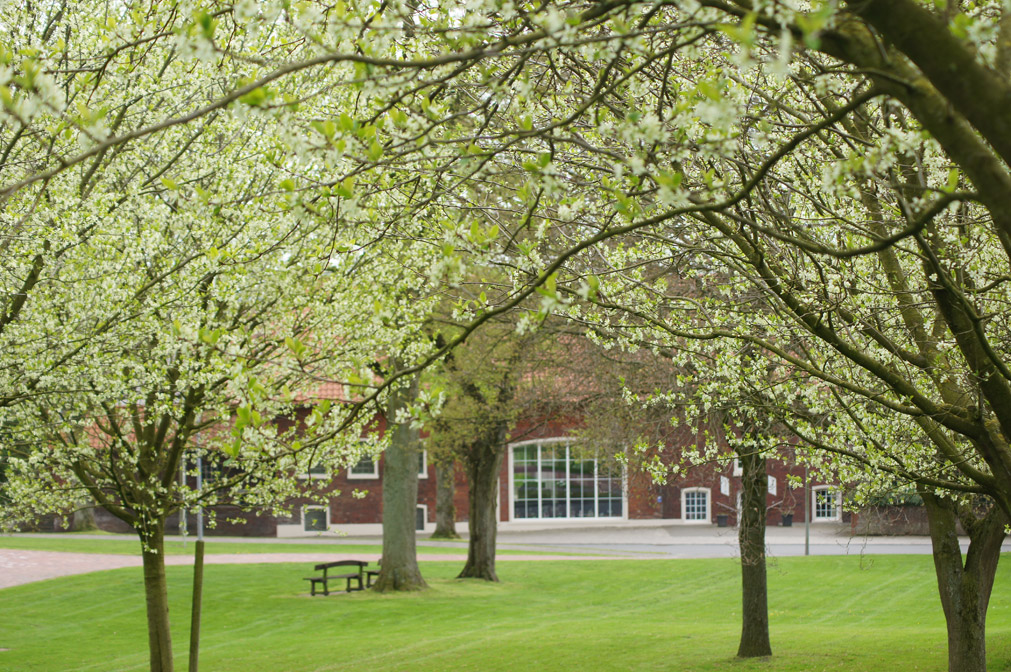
(465, 521, 1011, 558)
(14, 520, 1011, 560)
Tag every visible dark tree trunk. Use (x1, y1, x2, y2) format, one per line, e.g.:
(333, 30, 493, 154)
(921, 491, 1006, 672)
(458, 438, 504, 581)
(373, 375, 427, 592)
(736, 450, 772, 658)
(140, 521, 174, 672)
(431, 460, 460, 539)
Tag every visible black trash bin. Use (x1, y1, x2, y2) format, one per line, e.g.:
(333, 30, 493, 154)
(716, 514, 729, 527)
(781, 513, 794, 527)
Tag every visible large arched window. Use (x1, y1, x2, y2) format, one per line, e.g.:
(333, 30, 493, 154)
(511, 441, 624, 520)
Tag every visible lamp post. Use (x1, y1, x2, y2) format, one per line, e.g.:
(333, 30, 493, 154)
(189, 454, 205, 671)
(804, 464, 810, 557)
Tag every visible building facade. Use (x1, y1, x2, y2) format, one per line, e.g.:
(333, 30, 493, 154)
(276, 423, 846, 537)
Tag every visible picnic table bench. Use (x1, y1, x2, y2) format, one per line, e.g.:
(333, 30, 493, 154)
(304, 560, 369, 596)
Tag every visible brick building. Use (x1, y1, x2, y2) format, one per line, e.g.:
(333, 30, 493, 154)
(273, 419, 845, 537)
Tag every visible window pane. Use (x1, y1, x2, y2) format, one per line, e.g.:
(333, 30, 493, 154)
(684, 490, 708, 521)
(815, 489, 837, 519)
(350, 456, 375, 475)
(304, 508, 327, 531)
(512, 443, 623, 520)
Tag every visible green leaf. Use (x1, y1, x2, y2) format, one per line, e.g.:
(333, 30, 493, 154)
(160, 177, 178, 190)
(336, 175, 355, 198)
(950, 13, 973, 40)
(238, 87, 272, 107)
(697, 80, 722, 102)
(285, 335, 307, 359)
(0, 86, 14, 112)
(367, 140, 384, 162)
(945, 167, 960, 193)
(311, 119, 337, 140)
(389, 109, 407, 127)
(656, 170, 683, 190)
(196, 10, 218, 39)
(796, 5, 834, 49)
(716, 12, 757, 47)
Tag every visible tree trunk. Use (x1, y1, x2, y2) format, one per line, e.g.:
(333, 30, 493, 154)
(188, 539, 205, 672)
(70, 502, 98, 531)
(736, 450, 772, 658)
(458, 439, 504, 581)
(921, 491, 1006, 672)
(373, 375, 427, 592)
(140, 522, 174, 672)
(431, 460, 460, 539)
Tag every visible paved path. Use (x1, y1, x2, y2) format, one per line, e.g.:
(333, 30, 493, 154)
(6, 522, 1011, 589)
(0, 550, 631, 590)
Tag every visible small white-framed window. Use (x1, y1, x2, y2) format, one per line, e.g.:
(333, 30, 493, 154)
(812, 486, 841, 521)
(415, 503, 428, 531)
(348, 454, 379, 480)
(417, 450, 428, 479)
(681, 487, 711, 523)
(732, 457, 743, 477)
(303, 505, 329, 532)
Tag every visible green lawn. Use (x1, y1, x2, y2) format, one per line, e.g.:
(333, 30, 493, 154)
(0, 534, 525, 556)
(2, 555, 1010, 671)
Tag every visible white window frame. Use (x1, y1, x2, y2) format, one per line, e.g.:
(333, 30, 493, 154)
(348, 454, 379, 480)
(417, 449, 428, 479)
(681, 487, 711, 524)
(302, 505, 330, 532)
(732, 457, 743, 477)
(812, 486, 841, 522)
(416, 503, 428, 531)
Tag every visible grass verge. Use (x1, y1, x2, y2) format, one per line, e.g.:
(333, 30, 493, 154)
(2, 555, 1010, 671)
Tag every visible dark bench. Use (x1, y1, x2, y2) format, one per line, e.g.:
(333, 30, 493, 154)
(304, 560, 368, 596)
